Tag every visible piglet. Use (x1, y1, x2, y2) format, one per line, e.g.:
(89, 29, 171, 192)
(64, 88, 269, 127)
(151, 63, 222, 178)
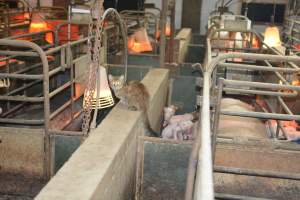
(169, 113, 196, 125)
(162, 120, 194, 140)
(163, 105, 178, 127)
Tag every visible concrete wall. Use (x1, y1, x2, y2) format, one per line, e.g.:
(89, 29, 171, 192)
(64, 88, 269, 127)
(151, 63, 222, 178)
(35, 68, 169, 200)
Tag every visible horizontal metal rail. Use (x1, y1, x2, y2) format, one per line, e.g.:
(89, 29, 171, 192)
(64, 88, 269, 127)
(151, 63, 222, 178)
(215, 166, 300, 181)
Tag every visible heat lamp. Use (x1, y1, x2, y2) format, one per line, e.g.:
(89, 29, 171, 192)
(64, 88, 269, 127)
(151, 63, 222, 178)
(128, 27, 153, 53)
(29, 11, 53, 44)
(84, 65, 114, 109)
(263, 0, 282, 48)
(263, 26, 281, 48)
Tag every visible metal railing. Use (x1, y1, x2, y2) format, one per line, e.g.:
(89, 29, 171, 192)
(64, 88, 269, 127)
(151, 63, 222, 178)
(185, 24, 300, 200)
(0, 36, 89, 178)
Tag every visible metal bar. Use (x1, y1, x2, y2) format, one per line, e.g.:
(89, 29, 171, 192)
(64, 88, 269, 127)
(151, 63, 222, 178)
(277, 96, 293, 115)
(221, 110, 300, 121)
(223, 87, 297, 97)
(0, 118, 44, 124)
(218, 62, 300, 73)
(214, 166, 300, 181)
(49, 81, 71, 98)
(212, 79, 224, 164)
(194, 72, 215, 200)
(0, 72, 43, 80)
(222, 79, 300, 91)
(159, 0, 168, 67)
(215, 193, 272, 200)
(0, 95, 44, 102)
(49, 130, 83, 137)
(0, 50, 39, 57)
(264, 60, 290, 85)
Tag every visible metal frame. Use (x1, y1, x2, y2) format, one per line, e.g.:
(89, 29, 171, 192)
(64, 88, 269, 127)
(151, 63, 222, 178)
(184, 22, 300, 199)
(0, 36, 90, 178)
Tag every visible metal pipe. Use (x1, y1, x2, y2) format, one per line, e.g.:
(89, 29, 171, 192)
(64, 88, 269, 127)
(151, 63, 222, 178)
(218, 62, 300, 73)
(159, 0, 168, 67)
(215, 193, 272, 200)
(0, 95, 44, 102)
(222, 79, 300, 91)
(0, 50, 39, 57)
(212, 79, 224, 164)
(220, 110, 300, 121)
(214, 166, 300, 181)
(49, 81, 72, 98)
(0, 73, 43, 80)
(194, 72, 215, 200)
(223, 88, 297, 97)
(49, 130, 83, 136)
(0, 118, 44, 124)
(277, 96, 293, 115)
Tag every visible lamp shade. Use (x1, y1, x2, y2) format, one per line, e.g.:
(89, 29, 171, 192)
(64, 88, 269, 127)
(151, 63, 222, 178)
(83, 65, 114, 109)
(29, 11, 53, 44)
(263, 26, 281, 48)
(128, 27, 153, 53)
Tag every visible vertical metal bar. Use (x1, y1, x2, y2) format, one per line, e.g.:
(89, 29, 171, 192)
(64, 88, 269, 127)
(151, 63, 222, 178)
(169, 0, 176, 63)
(159, 0, 168, 67)
(212, 78, 224, 164)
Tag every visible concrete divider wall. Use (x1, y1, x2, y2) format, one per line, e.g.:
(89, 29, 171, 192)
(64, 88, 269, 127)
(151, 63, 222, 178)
(36, 69, 169, 200)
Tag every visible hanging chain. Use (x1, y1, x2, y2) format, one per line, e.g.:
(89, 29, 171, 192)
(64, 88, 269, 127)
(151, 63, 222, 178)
(82, 0, 104, 135)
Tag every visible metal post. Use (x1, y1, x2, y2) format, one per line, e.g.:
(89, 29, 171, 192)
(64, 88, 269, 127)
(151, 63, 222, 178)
(159, 0, 168, 67)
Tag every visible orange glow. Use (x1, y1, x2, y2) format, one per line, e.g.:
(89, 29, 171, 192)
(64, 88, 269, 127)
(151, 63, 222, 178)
(156, 23, 172, 39)
(128, 28, 153, 53)
(252, 36, 259, 48)
(294, 44, 300, 50)
(24, 13, 30, 20)
(292, 80, 300, 86)
(75, 83, 85, 98)
(263, 26, 281, 47)
(130, 42, 153, 53)
(29, 22, 54, 44)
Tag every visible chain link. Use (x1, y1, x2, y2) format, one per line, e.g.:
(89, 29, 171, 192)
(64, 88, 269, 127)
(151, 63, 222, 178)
(82, 0, 104, 135)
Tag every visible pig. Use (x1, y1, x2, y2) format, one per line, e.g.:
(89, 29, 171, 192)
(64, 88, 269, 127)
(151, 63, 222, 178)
(163, 105, 178, 127)
(162, 120, 194, 140)
(168, 113, 197, 125)
(218, 98, 267, 139)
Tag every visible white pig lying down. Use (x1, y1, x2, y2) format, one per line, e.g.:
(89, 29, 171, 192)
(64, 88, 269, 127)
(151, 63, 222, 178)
(218, 98, 267, 139)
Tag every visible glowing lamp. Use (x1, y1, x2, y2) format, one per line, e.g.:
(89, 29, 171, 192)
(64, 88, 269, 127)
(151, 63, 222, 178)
(83, 65, 114, 109)
(155, 22, 172, 39)
(263, 26, 281, 48)
(128, 28, 153, 53)
(29, 12, 53, 44)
